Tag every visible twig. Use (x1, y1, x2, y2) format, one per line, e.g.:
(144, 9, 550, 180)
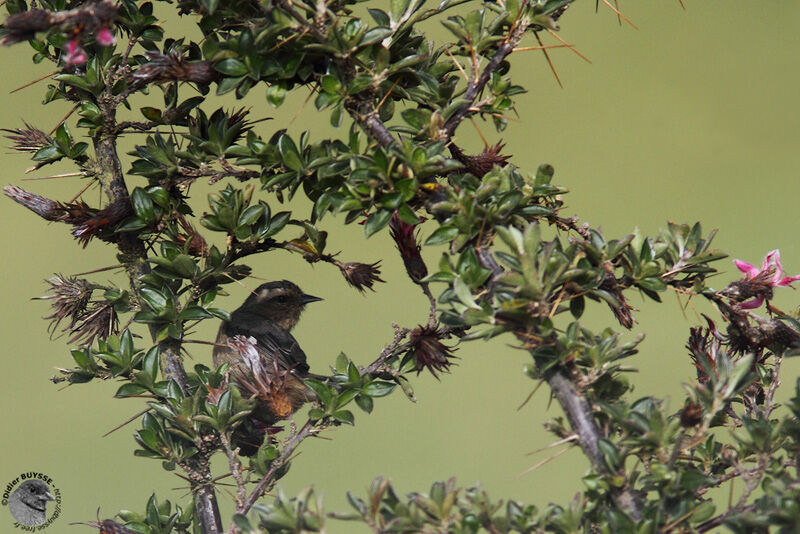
(220, 431, 247, 511)
(236, 420, 316, 520)
(763, 353, 782, 418)
(442, 5, 532, 137)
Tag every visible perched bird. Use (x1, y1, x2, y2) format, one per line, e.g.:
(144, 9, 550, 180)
(213, 280, 322, 425)
(8, 480, 55, 526)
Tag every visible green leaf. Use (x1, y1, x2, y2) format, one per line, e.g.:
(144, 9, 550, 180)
(215, 58, 248, 76)
(139, 287, 168, 310)
(364, 210, 391, 237)
(426, 225, 458, 246)
(453, 277, 481, 309)
(140, 107, 162, 121)
(320, 75, 342, 94)
(304, 379, 333, 407)
(266, 83, 287, 107)
(277, 135, 303, 171)
(331, 410, 355, 425)
(115, 383, 149, 397)
(355, 394, 373, 413)
(131, 188, 155, 222)
(363, 381, 396, 397)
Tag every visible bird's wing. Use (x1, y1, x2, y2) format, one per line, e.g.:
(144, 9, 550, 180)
(223, 319, 310, 375)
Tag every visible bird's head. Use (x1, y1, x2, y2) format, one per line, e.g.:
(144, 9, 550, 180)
(235, 280, 322, 331)
(12, 480, 54, 510)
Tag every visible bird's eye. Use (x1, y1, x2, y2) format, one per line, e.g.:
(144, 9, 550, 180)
(274, 295, 288, 303)
(29, 487, 35, 493)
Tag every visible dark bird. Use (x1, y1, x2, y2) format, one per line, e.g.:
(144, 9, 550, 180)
(8, 480, 55, 526)
(213, 280, 322, 426)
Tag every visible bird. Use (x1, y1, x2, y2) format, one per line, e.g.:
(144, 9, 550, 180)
(8, 479, 55, 526)
(213, 280, 322, 426)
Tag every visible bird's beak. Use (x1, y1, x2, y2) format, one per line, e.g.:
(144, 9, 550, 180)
(43, 492, 55, 502)
(301, 293, 323, 304)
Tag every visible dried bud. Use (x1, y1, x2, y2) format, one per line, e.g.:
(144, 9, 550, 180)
(173, 214, 208, 256)
(450, 142, 511, 178)
(687, 325, 718, 384)
(38, 274, 96, 335)
(68, 300, 119, 346)
(71, 198, 133, 247)
(679, 402, 703, 427)
(599, 266, 634, 329)
(1, 122, 52, 152)
(339, 261, 384, 292)
(721, 276, 774, 308)
(4, 185, 64, 221)
(134, 51, 218, 84)
(405, 325, 457, 379)
(3, 185, 130, 246)
(389, 211, 428, 283)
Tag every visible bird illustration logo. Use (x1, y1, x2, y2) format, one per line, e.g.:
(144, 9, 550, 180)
(7, 479, 55, 526)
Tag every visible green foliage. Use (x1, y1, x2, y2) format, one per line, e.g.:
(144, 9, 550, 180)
(3, 0, 800, 532)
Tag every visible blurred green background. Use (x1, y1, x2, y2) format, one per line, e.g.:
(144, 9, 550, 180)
(2, 0, 799, 530)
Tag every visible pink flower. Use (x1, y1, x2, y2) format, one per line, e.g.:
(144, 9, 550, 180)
(96, 27, 115, 46)
(64, 39, 87, 65)
(732, 250, 800, 309)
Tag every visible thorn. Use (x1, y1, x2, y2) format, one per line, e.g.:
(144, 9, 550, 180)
(9, 70, 57, 94)
(69, 179, 95, 203)
(516, 445, 573, 477)
(445, 48, 469, 81)
(22, 171, 87, 181)
(517, 379, 545, 411)
(48, 103, 80, 135)
(103, 408, 150, 437)
(599, 0, 638, 29)
(545, 29, 592, 64)
(287, 87, 314, 127)
(535, 32, 563, 88)
(376, 78, 400, 112)
(525, 434, 578, 455)
(468, 117, 488, 147)
(513, 44, 574, 52)
(72, 264, 124, 276)
(221, 270, 259, 296)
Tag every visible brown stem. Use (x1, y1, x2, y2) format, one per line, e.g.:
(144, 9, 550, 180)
(442, 7, 531, 138)
(236, 420, 316, 519)
(220, 431, 247, 510)
(475, 244, 643, 520)
(545, 365, 643, 520)
(92, 128, 217, 529)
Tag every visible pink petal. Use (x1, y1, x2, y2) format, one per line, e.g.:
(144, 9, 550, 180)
(96, 27, 115, 46)
(65, 40, 87, 65)
(737, 295, 765, 310)
(761, 250, 779, 271)
(765, 250, 784, 282)
(733, 259, 759, 278)
(775, 274, 800, 288)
